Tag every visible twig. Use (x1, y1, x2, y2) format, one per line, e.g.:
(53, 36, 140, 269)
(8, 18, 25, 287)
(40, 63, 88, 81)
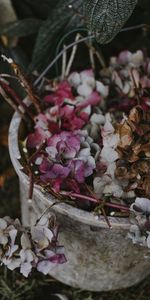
(35, 204, 57, 226)
(101, 207, 112, 228)
(67, 192, 130, 212)
(130, 68, 141, 105)
(0, 80, 35, 121)
(65, 33, 80, 77)
(83, 39, 106, 68)
(89, 41, 95, 70)
(0, 85, 27, 121)
(1, 55, 41, 113)
(121, 24, 150, 33)
(28, 142, 45, 163)
(61, 45, 67, 80)
(68, 4, 86, 22)
(85, 184, 111, 227)
(28, 170, 34, 202)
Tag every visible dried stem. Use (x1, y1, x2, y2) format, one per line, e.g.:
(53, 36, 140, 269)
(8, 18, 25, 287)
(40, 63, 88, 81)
(0, 80, 35, 121)
(68, 4, 86, 22)
(121, 23, 150, 33)
(68, 193, 130, 212)
(0, 84, 27, 121)
(1, 55, 41, 113)
(101, 207, 112, 228)
(61, 45, 67, 80)
(89, 44, 95, 70)
(130, 68, 141, 105)
(28, 170, 34, 201)
(83, 37, 106, 68)
(65, 33, 80, 77)
(28, 142, 45, 164)
(85, 184, 111, 227)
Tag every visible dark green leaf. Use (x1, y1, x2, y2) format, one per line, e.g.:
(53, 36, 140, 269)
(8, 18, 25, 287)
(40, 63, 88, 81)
(29, 0, 83, 72)
(83, 0, 138, 44)
(12, 0, 58, 19)
(0, 18, 43, 37)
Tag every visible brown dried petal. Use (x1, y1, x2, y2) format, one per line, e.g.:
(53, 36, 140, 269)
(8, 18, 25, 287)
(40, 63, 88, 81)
(140, 143, 150, 158)
(138, 176, 150, 198)
(128, 152, 139, 163)
(132, 160, 150, 175)
(144, 111, 150, 122)
(140, 124, 150, 135)
(117, 121, 133, 148)
(128, 106, 143, 124)
(115, 166, 128, 180)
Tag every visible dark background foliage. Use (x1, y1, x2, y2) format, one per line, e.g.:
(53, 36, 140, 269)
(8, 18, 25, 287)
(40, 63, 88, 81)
(0, 0, 150, 76)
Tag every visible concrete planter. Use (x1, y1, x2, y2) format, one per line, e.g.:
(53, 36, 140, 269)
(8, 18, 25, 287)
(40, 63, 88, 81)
(8, 109, 150, 292)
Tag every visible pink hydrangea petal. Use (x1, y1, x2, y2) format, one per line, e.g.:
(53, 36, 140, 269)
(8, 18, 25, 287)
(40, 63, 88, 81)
(44, 81, 74, 106)
(64, 179, 80, 193)
(69, 160, 85, 183)
(39, 158, 53, 173)
(34, 113, 48, 130)
(27, 128, 46, 148)
(40, 164, 70, 181)
(76, 91, 101, 110)
(51, 178, 62, 192)
(50, 254, 67, 264)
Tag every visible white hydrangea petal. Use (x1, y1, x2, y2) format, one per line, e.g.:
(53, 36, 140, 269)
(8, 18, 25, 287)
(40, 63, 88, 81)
(103, 182, 123, 198)
(134, 197, 150, 214)
(68, 72, 81, 87)
(101, 147, 119, 163)
(106, 162, 116, 178)
(147, 234, 150, 248)
(31, 227, 49, 250)
(90, 113, 105, 125)
(9, 229, 17, 245)
(53, 294, 68, 300)
(102, 114, 115, 135)
(131, 50, 144, 66)
(20, 262, 32, 277)
(0, 235, 8, 245)
(21, 233, 31, 250)
(46, 146, 58, 158)
(103, 133, 120, 148)
(77, 83, 93, 97)
(93, 177, 110, 196)
(80, 70, 95, 88)
(78, 148, 91, 158)
(37, 215, 49, 227)
(81, 105, 91, 115)
(6, 244, 18, 258)
(2, 258, 21, 270)
(0, 218, 7, 230)
(44, 227, 53, 242)
(37, 260, 55, 275)
(20, 249, 34, 263)
(96, 81, 109, 97)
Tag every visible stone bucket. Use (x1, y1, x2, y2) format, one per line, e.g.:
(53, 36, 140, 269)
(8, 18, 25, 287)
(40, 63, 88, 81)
(8, 109, 150, 292)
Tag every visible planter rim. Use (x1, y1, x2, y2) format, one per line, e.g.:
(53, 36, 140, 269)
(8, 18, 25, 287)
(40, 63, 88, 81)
(8, 102, 131, 230)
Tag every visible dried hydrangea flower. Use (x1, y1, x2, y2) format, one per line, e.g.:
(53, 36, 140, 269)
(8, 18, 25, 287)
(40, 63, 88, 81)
(0, 215, 66, 277)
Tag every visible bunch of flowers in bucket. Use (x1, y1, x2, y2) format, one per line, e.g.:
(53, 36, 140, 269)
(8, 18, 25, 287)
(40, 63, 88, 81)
(1, 46, 150, 276)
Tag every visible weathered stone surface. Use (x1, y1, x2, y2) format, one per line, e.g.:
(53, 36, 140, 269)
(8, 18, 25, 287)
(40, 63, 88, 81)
(9, 109, 150, 291)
